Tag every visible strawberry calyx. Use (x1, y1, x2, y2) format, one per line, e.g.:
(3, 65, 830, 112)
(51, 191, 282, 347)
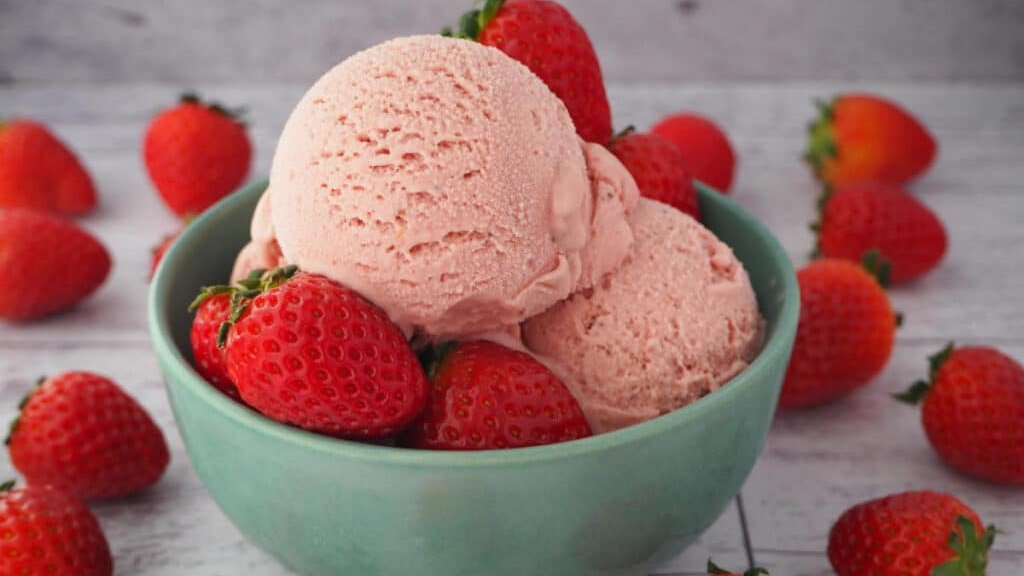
(179, 92, 248, 126)
(932, 515, 996, 576)
(808, 183, 834, 258)
(706, 559, 769, 575)
(804, 97, 837, 180)
(417, 340, 459, 380)
(861, 249, 892, 288)
(4, 377, 46, 446)
(894, 342, 955, 404)
(442, 0, 504, 40)
(0, 480, 15, 493)
(188, 265, 298, 348)
(609, 125, 636, 146)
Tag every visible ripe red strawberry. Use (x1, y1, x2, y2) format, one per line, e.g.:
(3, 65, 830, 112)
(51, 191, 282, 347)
(7, 371, 170, 500)
(0, 482, 113, 575)
(143, 93, 252, 217)
(651, 114, 736, 193)
(446, 0, 612, 143)
(150, 229, 180, 279)
(779, 258, 896, 409)
(0, 119, 97, 214)
(401, 340, 592, 450)
(609, 129, 699, 219)
(188, 290, 238, 399)
(197, 266, 429, 438)
(815, 183, 947, 283)
(896, 345, 1024, 485)
(828, 491, 994, 576)
(706, 559, 768, 575)
(805, 93, 937, 187)
(0, 209, 111, 321)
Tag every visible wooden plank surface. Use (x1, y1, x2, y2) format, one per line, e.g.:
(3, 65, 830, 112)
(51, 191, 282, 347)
(0, 82, 1022, 574)
(3, 0, 1024, 83)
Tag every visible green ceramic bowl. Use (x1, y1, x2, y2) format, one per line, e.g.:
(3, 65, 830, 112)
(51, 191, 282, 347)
(148, 180, 798, 576)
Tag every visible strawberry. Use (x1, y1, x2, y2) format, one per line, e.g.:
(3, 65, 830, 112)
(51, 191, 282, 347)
(0, 482, 113, 575)
(400, 340, 591, 450)
(446, 0, 612, 143)
(706, 559, 768, 575)
(651, 114, 736, 193)
(814, 183, 947, 283)
(196, 266, 429, 438)
(0, 119, 97, 215)
(150, 229, 180, 279)
(779, 257, 896, 409)
(609, 129, 699, 219)
(0, 209, 111, 321)
(7, 371, 170, 500)
(896, 344, 1024, 485)
(188, 290, 238, 399)
(828, 491, 994, 576)
(143, 93, 252, 217)
(805, 93, 937, 187)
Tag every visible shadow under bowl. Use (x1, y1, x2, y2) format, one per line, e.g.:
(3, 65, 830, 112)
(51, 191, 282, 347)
(148, 180, 799, 576)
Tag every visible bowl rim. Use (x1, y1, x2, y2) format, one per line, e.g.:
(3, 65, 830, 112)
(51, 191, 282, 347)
(148, 179, 799, 467)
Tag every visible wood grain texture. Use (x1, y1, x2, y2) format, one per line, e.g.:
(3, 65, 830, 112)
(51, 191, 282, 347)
(2, 0, 1024, 83)
(0, 82, 1022, 573)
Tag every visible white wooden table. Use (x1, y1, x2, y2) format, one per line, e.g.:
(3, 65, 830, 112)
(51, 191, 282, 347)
(1, 82, 1022, 575)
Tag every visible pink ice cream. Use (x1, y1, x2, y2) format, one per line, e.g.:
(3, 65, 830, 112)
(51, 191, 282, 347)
(231, 191, 285, 281)
(522, 199, 764, 433)
(238, 35, 637, 339)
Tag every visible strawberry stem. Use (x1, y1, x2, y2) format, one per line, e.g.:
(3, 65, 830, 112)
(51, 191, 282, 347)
(188, 266, 298, 348)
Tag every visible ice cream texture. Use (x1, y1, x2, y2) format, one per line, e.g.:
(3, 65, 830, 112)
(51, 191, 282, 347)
(234, 35, 639, 339)
(523, 199, 764, 433)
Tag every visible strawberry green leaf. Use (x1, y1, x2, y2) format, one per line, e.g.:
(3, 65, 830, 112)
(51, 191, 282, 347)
(804, 97, 838, 179)
(0, 480, 15, 493)
(5, 377, 46, 446)
(893, 379, 931, 404)
(932, 515, 995, 576)
(860, 248, 891, 288)
(929, 342, 955, 379)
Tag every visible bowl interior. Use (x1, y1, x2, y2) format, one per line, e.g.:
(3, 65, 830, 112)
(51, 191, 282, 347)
(149, 179, 799, 463)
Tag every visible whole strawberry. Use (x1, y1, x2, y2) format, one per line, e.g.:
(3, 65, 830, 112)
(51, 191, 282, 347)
(779, 258, 896, 409)
(829, 491, 994, 576)
(706, 559, 768, 576)
(0, 119, 97, 214)
(7, 372, 169, 500)
(609, 129, 699, 219)
(401, 340, 591, 450)
(0, 209, 111, 321)
(446, 0, 612, 143)
(188, 289, 238, 399)
(805, 93, 936, 186)
(197, 266, 429, 438)
(896, 345, 1024, 485)
(815, 183, 947, 283)
(144, 93, 252, 217)
(651, 114, 736, 193)
(0, 482, 113, 575)
(150, 228, 181, 279)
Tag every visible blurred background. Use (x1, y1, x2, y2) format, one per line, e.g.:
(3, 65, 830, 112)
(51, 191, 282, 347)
(3, 0, 1023, 84)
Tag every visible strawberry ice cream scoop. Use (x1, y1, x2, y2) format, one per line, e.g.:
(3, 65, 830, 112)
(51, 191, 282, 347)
(231, 190, 285, 282)
(523, 199, 764, 433)
(257, 35, 637, 339)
